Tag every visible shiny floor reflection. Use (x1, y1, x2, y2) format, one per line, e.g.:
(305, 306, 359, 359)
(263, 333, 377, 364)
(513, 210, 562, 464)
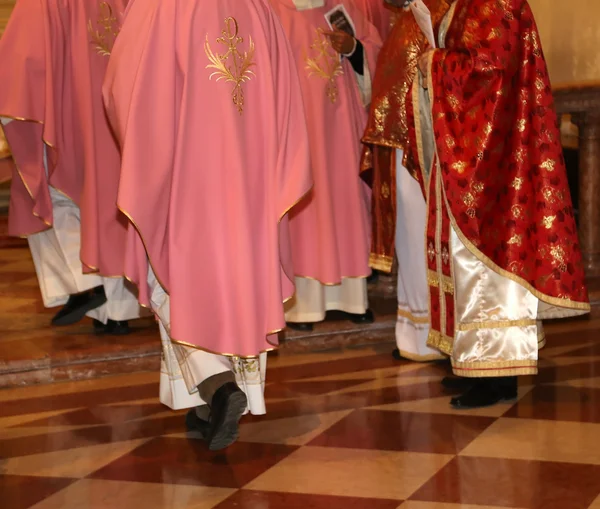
(1, 323, 600, 509)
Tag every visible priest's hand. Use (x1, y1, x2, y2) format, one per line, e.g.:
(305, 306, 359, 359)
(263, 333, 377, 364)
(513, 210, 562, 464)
(418, 49, 434, 82)
(324, 29, 356, 56)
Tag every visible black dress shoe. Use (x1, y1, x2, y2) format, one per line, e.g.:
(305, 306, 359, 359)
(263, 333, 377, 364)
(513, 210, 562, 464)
(185, 409, 211, 439)
(52, 286, 107, 326)
(367, 271, 379, 284)
(450, 376, 518, 409)
(348, 308, 375, 324)
(206, 382, 247, 451)
(93, 319, 131, 336)
(441, 376, 476, 392)
(287, 322, 314, 332)
(392, 348, 405, 361)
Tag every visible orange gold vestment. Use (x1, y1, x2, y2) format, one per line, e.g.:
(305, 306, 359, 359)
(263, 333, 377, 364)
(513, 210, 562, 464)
(361, 0, 451, 272)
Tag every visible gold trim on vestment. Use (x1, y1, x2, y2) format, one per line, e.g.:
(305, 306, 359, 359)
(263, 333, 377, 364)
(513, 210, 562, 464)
(446, 210, 590, 313)
(369, 252, 393, 272)
(427, 269, 454, 294)
(452, 359, 537, 378)
(397, 307, 429, 324)
(426, 329, 453, 356)
(398, 348, 446, 362)
(457, 318, 537, 332)
(170, 338, 278, 360)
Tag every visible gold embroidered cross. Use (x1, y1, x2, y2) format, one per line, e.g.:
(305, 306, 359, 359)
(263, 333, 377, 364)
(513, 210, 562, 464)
(87, 2, 120, 57)
(205, 17, 256, 115)
(305, 29, 343, 104)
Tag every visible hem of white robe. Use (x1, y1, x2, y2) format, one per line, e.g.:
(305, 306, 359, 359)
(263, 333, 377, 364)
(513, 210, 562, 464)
(149, 267, 266, 415)
(284, 276, 368, 323)
(444, 225, 540, 377)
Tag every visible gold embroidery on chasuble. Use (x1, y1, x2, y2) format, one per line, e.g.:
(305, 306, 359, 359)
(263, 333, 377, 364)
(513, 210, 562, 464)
(88, 2, 122, 56)
(305, 29, 344, 104)
(205, 17, 256, 115)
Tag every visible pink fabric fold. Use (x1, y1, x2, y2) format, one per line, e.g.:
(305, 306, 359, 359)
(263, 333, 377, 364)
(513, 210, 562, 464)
(0, 0, 129, 276)
(270, 0, 382, 284)
(104, 0, 312, 355)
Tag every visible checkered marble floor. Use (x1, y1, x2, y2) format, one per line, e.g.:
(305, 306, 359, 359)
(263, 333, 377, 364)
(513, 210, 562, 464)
(2, 318, 600, 509)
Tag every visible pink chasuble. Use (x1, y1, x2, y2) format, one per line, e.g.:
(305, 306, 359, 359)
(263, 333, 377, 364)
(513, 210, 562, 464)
(0, 0, 130, 276)
(270, 0, 381, 284)
(103, 0, 312, 356)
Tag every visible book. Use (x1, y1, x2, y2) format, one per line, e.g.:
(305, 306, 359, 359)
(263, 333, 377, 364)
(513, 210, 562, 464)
(324, 4, 356, 38)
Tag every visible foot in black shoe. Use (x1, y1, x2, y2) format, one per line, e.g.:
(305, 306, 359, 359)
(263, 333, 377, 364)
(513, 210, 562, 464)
(52, 286, 107, 326)
(206, 382, 247, 451)
(392, 348, 404, 361)
(348, 309, 375, 324)
(105, 320, 131, 336)
(367, 271, 379, 284)
(450, 376, 518, 409)
(92, 319, 131, 336)
(185, 409, 210, 439)
(441, 376, 476, 392)
(287, 322, 314, 332)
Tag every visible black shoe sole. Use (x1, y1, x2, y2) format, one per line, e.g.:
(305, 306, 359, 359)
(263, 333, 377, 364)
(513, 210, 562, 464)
(286, 322, 314, 332)
(208, 390, 247, 451)
(52, 293, 107, 326)
(348, 309, 375, 325)
(450, 392, 518, 410)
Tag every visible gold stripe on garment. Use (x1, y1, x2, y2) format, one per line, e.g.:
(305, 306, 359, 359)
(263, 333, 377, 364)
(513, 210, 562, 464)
(452, 358, 538, 378)
(426, 329, 453, 356)
(412, 77, 426, 183)
(397, 348, 446, 362)
(369, 252, 393, 272)
(171, 338, 278, 360)
(397, 307, 429, 324)
(457, 318, 537, 332)
(427, 269, 454, 294)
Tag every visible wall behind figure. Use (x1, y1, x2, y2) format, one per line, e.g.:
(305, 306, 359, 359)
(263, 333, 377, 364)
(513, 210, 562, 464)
(529, 0, 600, 85)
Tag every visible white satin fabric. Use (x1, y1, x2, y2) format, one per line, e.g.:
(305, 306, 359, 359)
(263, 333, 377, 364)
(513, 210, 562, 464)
(395, 150, 445, 361)
(450, 226, 543, 376)
(147, 268, 267, 415)
(284, 276, 368, 323)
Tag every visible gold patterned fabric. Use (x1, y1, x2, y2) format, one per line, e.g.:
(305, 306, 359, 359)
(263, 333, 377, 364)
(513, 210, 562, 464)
(360, 0, 451, 272)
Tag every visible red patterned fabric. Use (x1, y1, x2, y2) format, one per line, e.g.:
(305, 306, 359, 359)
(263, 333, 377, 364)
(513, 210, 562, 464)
(418, 0, 588, 307)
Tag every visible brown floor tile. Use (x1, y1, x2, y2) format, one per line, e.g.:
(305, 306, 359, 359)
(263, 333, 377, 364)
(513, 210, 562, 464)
(504, 385, 600, 423)
(264, 379, 372, 399)
(369, 384, 532, 418)
(461, 418, 600, 465)
(409, 456, 600, 509)
(0, 474, 76, 509)
(29, 479, 235, 509)
(400, 503, 525, 509)
(245, 381, 448, 424)
(237, 410, 353, 446)
(246, 446, 452, 500)
(2, 439, 150, 478)
(89, 436, 299, 488)
(0, 413, 184, 458)
(308, 410, 495, 454)
(214, 490, 402, 509)
(0, 382, 158, 418)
